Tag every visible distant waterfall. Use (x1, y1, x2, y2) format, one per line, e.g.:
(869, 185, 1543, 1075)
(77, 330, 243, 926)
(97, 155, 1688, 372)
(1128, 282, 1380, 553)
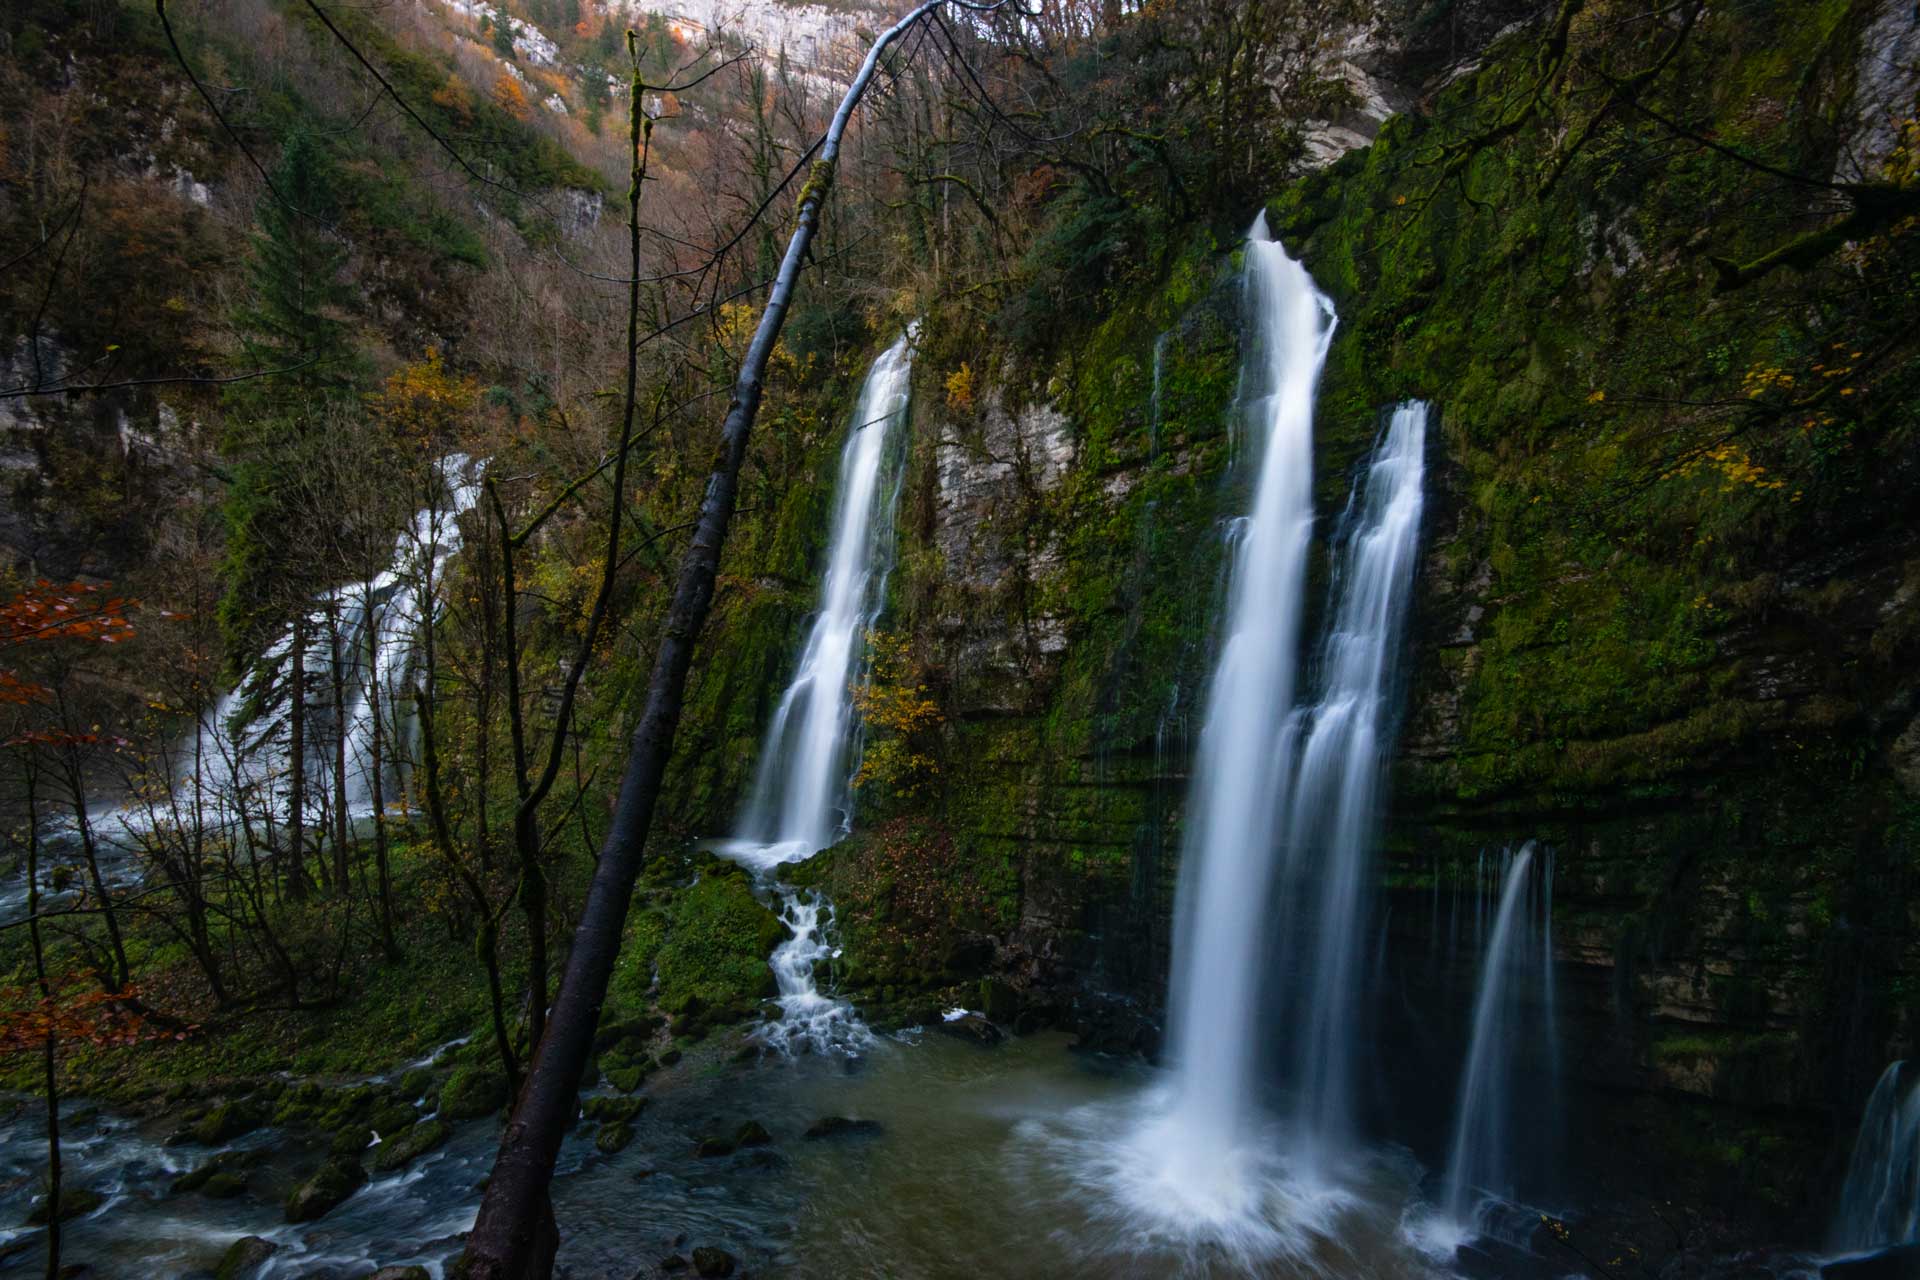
(1834, 1062, 1920, 1250)
(720, 332, 914, 1054)
(1441, 841, 1559, 1225)
(728, 333, 914, 869)
(100, 456, 481, 847)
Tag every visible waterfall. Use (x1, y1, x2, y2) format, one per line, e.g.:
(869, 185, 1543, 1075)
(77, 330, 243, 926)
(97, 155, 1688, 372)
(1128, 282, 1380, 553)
(1111, 212, 1428, 1255)
(1441, 841, 1558, 1226)
(727, 332, 914, 869)
(1281, 398, 1427, 1158)
(719, 332, 914, 1054)
(124, 456, 481, 842)
(1159, 216, 1332, 1177)
(1834, 1062, 1920, 1251)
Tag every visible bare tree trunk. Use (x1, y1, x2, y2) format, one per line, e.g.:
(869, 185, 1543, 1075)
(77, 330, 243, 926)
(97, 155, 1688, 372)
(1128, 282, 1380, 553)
(286, 612, 310, 901)
(328, 598, 351, 892)
(366, 581, 399, 960)
(457, 11, 943, 1275)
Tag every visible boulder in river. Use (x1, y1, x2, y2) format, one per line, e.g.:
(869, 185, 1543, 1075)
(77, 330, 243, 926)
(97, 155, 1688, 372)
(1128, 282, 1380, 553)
(582, 1094, 647, 1124)
(931, 1012, 1003, 1047)
(364, 1267, 431, 1280)
(732, 1120, 772, 1148)
(372, 1118, 451, 1173)
(25, 1186, 103, 1224)
(595, 1120, 636, 1154)
(439, 1065, 508, 1120)
(193, 1100, 265, 1145)
(283, 1155, 367, 1223)
(802, 1115, 882, 1140)
(212, 1236, 276, 1280)
(691, 1246, 738, 1277)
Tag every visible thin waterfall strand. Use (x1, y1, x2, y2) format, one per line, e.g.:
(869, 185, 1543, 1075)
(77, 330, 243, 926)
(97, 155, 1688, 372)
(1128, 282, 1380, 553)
(721, 332, 914, 1055)
(1834, 1061, 1920, 1250)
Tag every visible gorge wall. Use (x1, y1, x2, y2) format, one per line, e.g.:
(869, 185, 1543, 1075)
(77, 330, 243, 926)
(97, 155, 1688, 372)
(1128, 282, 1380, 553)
(663, 0, 1920, 1233)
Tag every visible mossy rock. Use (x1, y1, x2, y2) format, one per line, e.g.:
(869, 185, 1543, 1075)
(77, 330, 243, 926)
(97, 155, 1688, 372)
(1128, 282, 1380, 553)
(582, 1095, 647, 1124)
(369, 1100, 417, 1135)
(595, 1120, 636, 1154)
(25, 1186, 103, 1223)
(732, 1120, 772, 1148)
(200, 1169, 250, 1199)
(439, 1065, 508, 1120)
(606, 1067, 646, 1094)
(372, 1118, 451, 1173)
(171, 1149, 258, 1195)
(284, 1156, 367, 1223)
(654, 874, 784, 1017)
(331, 1123, 376, 1158)
(213, 1235, 277, 1280)
(271, 1081, 325, 1128)
(398, 1068, 435, 1098)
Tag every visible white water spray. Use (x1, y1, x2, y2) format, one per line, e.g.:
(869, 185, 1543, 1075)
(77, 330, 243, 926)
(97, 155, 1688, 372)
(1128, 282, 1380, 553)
(720, 332, 914, 1053)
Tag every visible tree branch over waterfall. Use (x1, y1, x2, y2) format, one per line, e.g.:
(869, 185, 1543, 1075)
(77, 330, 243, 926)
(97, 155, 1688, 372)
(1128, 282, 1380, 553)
(453, 5, 1024, 1274)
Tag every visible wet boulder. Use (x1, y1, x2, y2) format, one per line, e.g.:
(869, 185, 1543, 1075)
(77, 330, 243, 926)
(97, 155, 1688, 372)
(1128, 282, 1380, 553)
(802, 1116, 882, 1140)
(171, 1148, 260, 1195)
(25, 1186, 103, 1224)
(582, 1095, 647, 1124)
(691, 1246, 738, 1278)
(595, 1120, 636, 1154)
(931, 1012, 1003, 1047)
(732, 1120, 772, 1148)
(364, 1268, 431, 1280)
(212, 1236, 277, 1280)
(284, 1155, 367, 1223)
(439, 1065, 508, 1120)
(372, 1118, 451, 1174)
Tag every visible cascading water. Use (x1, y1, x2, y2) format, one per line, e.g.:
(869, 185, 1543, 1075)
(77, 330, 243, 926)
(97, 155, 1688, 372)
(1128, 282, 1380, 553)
(1099, 213, 1429, 1258)
(0, 457, 482, 926)
(1156, 216, 1331, 1186)
(1280, 398, 1427, 1160)
(719, 332, 914, 1053)
(1440, 841, 1559, 1229)
(159, 455, 481, 837)
(1833, 1061, 1920, 1251)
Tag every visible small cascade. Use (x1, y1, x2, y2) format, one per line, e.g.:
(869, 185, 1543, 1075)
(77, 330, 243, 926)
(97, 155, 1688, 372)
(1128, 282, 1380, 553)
(757, 891, 871, 1056)
(1833, 1062, 1920, 1251)
(1441, 841, 1559, 1228)
(720, 332, 914, 1054)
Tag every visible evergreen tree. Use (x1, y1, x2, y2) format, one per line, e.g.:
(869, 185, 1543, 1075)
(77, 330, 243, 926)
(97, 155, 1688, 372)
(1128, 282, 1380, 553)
(218, 128, 363, 663)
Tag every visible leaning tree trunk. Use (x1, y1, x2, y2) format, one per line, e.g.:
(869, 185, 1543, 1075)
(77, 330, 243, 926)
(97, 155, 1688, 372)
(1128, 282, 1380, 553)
(456, 8, 946, 1275)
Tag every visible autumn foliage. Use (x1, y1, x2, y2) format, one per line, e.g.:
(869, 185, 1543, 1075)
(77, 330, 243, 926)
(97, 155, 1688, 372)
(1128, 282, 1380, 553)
(0, 581, 138, 705)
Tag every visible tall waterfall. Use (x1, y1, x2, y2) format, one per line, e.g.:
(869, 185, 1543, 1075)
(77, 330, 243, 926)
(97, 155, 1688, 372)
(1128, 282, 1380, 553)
(1280, 398, 1427, 1158)
(727, 333, 914, 870)
(1159, 216, 1332, 1175)
(720, 333, 913, 1053)
(1441, 841, 1559, 1225)
(1834, 1061, 1920, 1250)
(1116, 211, 1428, 1253)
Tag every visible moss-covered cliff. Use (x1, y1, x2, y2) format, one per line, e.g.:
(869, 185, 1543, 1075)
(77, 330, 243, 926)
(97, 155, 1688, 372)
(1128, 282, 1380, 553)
(660, 0, 1920, 1228)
